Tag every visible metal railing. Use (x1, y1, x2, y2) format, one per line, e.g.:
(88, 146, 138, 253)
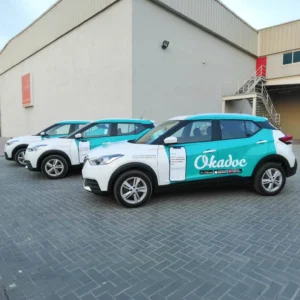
(222, 66, 266, 96)
(259, 83, 280, 125)
(222, 65, 280, 126)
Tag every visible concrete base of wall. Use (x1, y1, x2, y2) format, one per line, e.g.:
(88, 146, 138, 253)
(0, 138, 9, 157)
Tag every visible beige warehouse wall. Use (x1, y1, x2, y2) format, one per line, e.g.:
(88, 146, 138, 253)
(0, 0, 132, 137)
(258, 20, 300, 56)
(271, 89, 300, 139)
(267, 49, 300, 79)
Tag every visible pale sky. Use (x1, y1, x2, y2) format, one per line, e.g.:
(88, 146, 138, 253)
(0, 0, 300, 51)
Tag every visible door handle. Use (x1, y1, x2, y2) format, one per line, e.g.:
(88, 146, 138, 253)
(203, 149, 216, 154)
(256, 140, 267, 144)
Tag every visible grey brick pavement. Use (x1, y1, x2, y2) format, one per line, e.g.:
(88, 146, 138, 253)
(1, 146, 300, 300)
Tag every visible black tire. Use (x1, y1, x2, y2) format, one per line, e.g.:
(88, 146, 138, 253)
(113, 170, 153, 208)
(41, 155, 69, 179)
(14, 148, 27, 166)
(253, 162, 286, 196)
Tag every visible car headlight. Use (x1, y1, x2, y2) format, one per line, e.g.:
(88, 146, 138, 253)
(89, 154, 124, 166)
(6, 140, 19, 146)
(27, 144, 48, 152)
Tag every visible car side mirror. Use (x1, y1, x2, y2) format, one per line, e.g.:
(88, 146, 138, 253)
(40, 131, 45, 136)
(75, 133, 82, 139)
(164, 136, 178, 145)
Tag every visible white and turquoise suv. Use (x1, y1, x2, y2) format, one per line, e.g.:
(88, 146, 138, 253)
(24, 119, 155, 179)
(4, 120, 90, 166)
(82, 114, 297, 208)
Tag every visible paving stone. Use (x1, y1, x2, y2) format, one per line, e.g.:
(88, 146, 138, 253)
(1, 152, 300, 300)
(262, 282, 283, 299)
(280, 282, 299, 299)
(228, 282, 250, 298)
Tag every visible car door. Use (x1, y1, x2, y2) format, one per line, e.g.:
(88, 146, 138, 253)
(79, 123, 113, 149)
(164, 120, 220, 182)
(216, 119, 273, 177)
(75, 123, 113, 163)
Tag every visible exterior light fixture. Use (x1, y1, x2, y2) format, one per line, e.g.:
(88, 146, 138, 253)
(162, 40, 170, 50)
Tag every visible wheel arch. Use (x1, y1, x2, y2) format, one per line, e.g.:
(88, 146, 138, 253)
(37, 150, 72, 170)
(108, 162, 158, 193)
(252, 154, 290, 177)
(12, 144, 28, 159)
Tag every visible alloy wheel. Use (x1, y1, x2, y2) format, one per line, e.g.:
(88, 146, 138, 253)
(120, 177, 148, 203)
(17, 150, 26, 165)
(45, 159, 64, 177)
(261, 168, 283, 193)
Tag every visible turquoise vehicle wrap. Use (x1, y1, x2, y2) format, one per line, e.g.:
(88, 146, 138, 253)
(72, 119, 154, 151)
(81, 113, 297, 207)
(163, 115, 279, 182)
(24, 118, 155, 179)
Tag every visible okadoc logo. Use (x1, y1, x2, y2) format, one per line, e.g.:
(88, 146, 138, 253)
(194, 154, 247, 170)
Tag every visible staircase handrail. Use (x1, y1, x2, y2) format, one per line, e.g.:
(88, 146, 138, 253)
(260, 83, 280, 125)
(222, 65, 266, 96)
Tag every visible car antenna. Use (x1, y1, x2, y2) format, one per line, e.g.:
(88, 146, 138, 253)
(140, 110, 146, 119)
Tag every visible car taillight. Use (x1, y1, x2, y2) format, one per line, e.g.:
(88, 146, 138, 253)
(279, 135, 293, 144)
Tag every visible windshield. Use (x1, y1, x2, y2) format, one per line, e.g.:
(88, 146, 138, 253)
(135, 120, 180, 144)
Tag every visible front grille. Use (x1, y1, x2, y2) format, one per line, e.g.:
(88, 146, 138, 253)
(84, 179, 101, 193)
(25, 160, 33, 169)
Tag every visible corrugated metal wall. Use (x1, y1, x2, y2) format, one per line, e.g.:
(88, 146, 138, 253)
(0, 0, 118, 74)
(258, 20, 300, 56)
(0, 0, 258, 76)
(155, 0, 258, 55)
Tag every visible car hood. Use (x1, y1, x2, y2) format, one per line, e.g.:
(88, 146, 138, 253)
(6, 135, 42, 144)
(27, 137, 73, 149)
(88, 141, 158, 159)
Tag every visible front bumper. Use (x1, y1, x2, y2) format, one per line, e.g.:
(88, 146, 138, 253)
(83, 179, 102, 194)
(24, 160, 38, 171)
(287, 159, 297, 177)
(4, 152, 13, 160)
(24, 150, 39, 169)
(4, 144, 13, 159)
(82, 160, 117, 192)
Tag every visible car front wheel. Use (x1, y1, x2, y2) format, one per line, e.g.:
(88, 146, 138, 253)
(113, 170, 153, 208)
(41, 155, 69, 179)
(254, 162, 286, 196)
(15, 148, 27, 166)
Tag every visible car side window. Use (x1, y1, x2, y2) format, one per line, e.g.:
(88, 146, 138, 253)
(245, 121, 260, 136)
(172, 121, 212, 143)
(82, 123, 111, 138)
(117, 123, 149, 136)
(46, 124, 71, 135)
(135, 124, 149, 134)
(78, 124, 88, 130)
(220, 120, 246, 140)
(117, 123, 136, 136)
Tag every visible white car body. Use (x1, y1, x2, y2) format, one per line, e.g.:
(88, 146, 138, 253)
(5, 136, 43, 159)
(4, 120, 90, 165)
(24, 119, 155, 178)
(82, 141, 170, 192)
(24, 138, 80, 169)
